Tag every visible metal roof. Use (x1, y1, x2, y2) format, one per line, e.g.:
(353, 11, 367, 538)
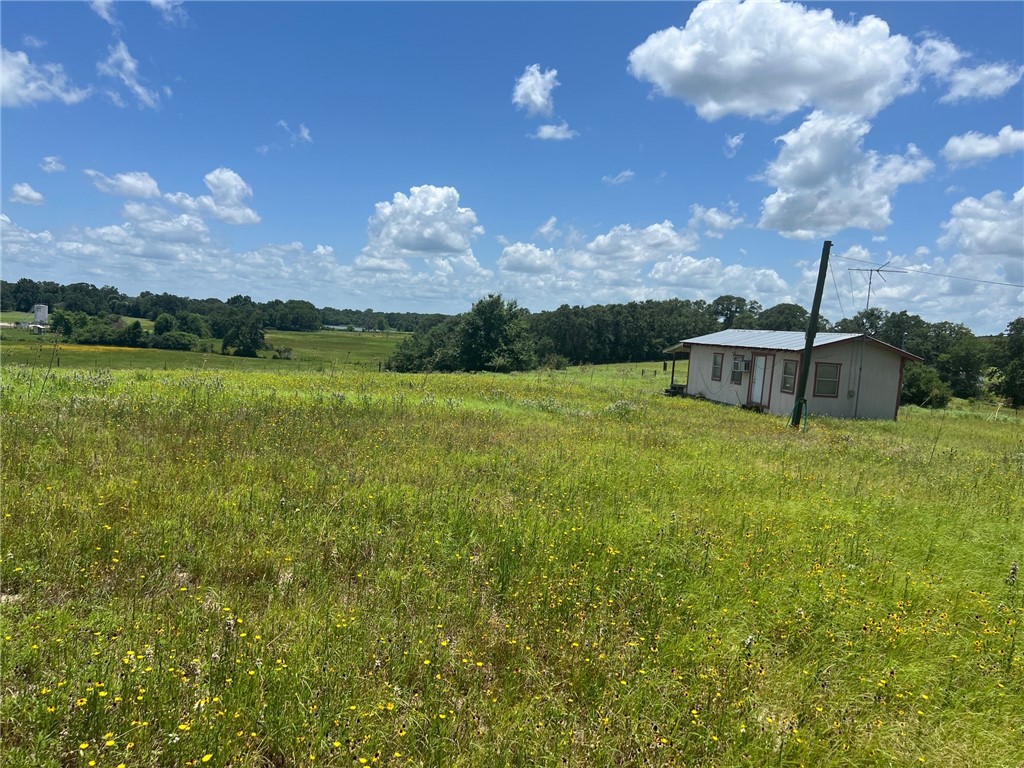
(663, 330, 921, 360)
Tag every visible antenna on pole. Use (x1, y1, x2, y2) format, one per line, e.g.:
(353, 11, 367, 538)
(849, 261, 906, 312)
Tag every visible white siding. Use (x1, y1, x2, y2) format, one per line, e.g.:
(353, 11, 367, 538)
(688, 338, 907, 420)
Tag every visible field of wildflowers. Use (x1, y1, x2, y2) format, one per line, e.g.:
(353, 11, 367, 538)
(1, 361, 1021, 766)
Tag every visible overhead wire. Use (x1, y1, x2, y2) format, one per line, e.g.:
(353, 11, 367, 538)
(831, 253, 1023, 288)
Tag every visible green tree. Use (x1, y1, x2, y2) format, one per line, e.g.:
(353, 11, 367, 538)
(901, 363, 952, 408)
(458, 294, 536, 373)
(221, 315, 266, 357)
(994, 317, 1024, 407)
(712, 295, 762, 329)
(758, 303, 809, 331)
(153, 313, 177, 335)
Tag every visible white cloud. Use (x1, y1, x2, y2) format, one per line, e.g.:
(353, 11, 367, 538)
(499, 242, 558, 274)
(357, 185, 487, 277)
(85, 169, 162, 198)
(513, 64, 560, 117)
(583, 220, 699, 267)
(123, 201, 209, 242)
(602, 169, 635, 185)
(90, 0, 118, 27)
(150, 0, 188, 26)
(535, 216, 561, 241)
(940, 63, 1024, 104)
(628, 0, 916, 120)
(22, 35, 45, 49)
(649, 255, 789, 296)
(939, 188, 1024, 284)
(689, 204, 743, 238)
(942, 126, 1024, 166)
(0, 215, 54, 257)
(532, 122, 578, 141)
(724, 133, 744, 158)
(165, 168, 261, 225)
(277, 120, 313, 144)
(97, 40, 162, 109)
(759, 111, 933, 239)
(10, 183, 45, 206)
(40, 156, 66, 173)
(1, 48, 91, 107)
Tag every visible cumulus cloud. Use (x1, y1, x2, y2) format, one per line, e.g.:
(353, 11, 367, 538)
(513, 64, 560, 117)
(602, 170, 635, 186)
(22, 35, 45, 49)
(97, 40, 162, 109)
(649, 254, 789, 296)
(582, 220, 699, 268)
(357, 185, 486, 276)
(0, 214, 54, 256)
(689, 204, 743, 238)
(628, 0, 917, 120)
(1, 48, 92, 107)
(532, 122, 577, 141)
(499, 243, 558, 274)
(628, 1, 1023, 121)
(85, 169, 162, 198)
(10, 183, 45, 206)
(942, 125, 1024, 167)
(40, 156, 66, 173)
(939, 187, 1024, 284)
(759, 111, 933, 238)
(940, 63, 1024, 104)
(165, 168, 261, 225)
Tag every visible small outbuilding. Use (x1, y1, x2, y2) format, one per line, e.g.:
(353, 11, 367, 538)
(664, 329, 923, 421)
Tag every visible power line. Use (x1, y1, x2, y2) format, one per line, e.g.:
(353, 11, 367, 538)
(828, 260, 846, 318)
(831, 253, 1024, 288)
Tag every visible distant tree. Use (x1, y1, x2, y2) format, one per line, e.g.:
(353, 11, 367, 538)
(48, 309, 78, 337)
(176, 312, 212, 338)
(153, 313, 177, 335)
(758, 303, 810, 331)
(221, 315, 266, 357)
(151, 330, 199, 351)
(835, 307, 888, 337)
(388, 295, 535, 373)
(901, 363, 952, 408)
(994, 318, 1024, 408)
(458, 294, 536, 373)
(712, 295, 762, 329)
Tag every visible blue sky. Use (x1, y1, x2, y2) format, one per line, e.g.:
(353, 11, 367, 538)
(2, 1, 1021, 334)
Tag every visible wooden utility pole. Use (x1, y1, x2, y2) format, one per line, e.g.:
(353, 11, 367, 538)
(790, 240, 832, 428)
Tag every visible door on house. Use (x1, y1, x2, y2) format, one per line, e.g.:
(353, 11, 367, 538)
(748, 353, 773, 408)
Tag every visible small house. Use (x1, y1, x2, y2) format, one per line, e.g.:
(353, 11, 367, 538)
(664, 329, 923, 421)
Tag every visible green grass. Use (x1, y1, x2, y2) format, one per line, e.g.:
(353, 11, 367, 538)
(1, 362, 1021, 767)
(0, 329, 405, 372)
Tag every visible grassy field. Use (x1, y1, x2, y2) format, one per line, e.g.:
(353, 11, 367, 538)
(0, 328, 405, 372)
(1, 348, 1021, 766)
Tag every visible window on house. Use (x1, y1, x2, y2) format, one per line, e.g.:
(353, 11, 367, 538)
(813, 362, 840, 397)
(780, 359, 798, 394)
(711, 352, 724, 381)
(730, 355, 744, 385)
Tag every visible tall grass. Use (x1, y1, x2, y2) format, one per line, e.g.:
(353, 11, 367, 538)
(1, 365, 1020, 766)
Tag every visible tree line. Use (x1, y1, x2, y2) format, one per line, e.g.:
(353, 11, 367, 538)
(3, 278, 1020, 407)
(388, 294, 1023, 409)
